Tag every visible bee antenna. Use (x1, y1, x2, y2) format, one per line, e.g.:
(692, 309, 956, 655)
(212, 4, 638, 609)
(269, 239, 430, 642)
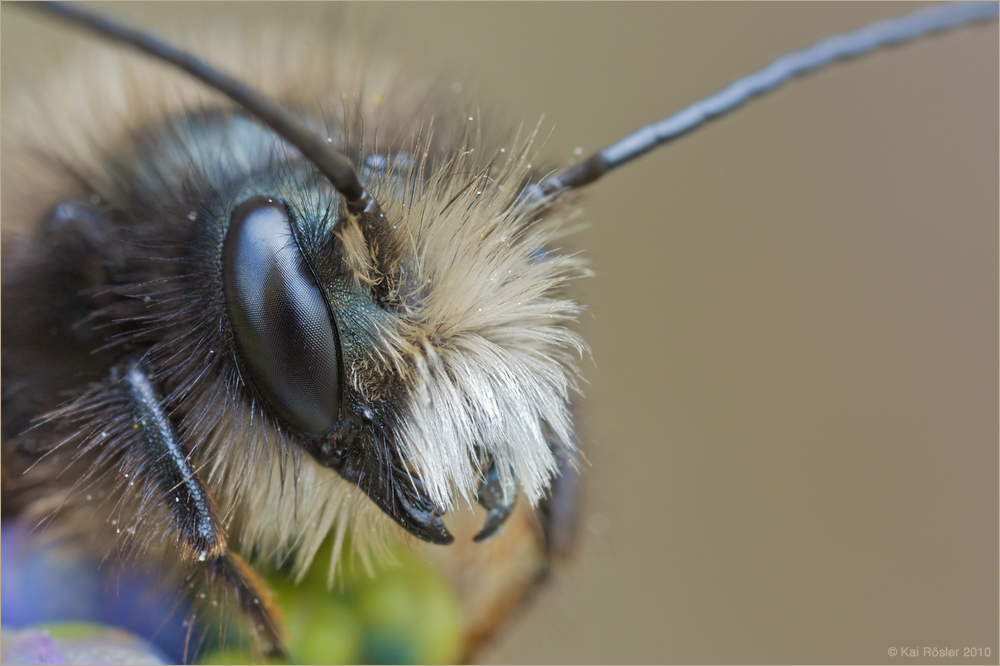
(526, 1, 998, 204)
(28, 1, 376, 215)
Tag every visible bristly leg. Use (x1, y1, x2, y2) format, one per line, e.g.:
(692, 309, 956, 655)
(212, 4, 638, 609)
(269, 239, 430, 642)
(22, 358, 289, 657)
(119, 361, 223, 560)
(117, 360, 286, 655)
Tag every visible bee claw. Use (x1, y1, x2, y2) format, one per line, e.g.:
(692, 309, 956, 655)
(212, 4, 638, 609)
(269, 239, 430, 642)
(473, 463, 517, 542)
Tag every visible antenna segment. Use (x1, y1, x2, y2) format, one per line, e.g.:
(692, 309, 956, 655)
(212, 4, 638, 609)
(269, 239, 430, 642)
(532, 2, 998, 200)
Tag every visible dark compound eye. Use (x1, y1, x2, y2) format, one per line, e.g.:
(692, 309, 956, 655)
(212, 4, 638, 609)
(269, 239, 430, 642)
(222, 196, 341, 436)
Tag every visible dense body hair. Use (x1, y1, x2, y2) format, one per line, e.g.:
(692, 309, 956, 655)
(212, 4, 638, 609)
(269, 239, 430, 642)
(2, 16, 585, 653)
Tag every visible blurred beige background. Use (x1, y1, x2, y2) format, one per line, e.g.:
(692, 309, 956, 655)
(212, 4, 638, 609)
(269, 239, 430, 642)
(3, 3, 996, 664)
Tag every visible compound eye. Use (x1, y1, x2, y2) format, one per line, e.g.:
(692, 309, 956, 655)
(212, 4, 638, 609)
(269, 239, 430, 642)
(222, 196, 340, 436)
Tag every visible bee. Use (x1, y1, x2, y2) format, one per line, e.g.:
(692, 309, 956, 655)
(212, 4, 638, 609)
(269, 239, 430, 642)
(4, 2, 996, 660)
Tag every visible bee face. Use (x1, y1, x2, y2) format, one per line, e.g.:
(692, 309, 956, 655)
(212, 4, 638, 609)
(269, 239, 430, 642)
(2, 4, 995, 663)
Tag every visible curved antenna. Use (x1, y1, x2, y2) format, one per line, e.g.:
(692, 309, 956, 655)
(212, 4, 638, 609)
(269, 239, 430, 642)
(529, 1, 998, 202)
(28, 1, 376, 215)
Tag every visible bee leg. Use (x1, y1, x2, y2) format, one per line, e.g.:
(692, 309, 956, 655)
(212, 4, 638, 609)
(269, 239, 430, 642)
(2, 202, 125, 441)
(473, 461, 517, 542)
(48, 201, 113, 247)
(202, 551, 286, 659)
(45, 201, 130, 285)
(536, 447, 580, 558)
(119, 361, 222, 558)
(118, 361, 285, 656)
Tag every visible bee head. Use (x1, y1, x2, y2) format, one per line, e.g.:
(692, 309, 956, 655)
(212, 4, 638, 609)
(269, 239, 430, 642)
(14, 3, 588, 547)
(216, 118, 586, 544)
